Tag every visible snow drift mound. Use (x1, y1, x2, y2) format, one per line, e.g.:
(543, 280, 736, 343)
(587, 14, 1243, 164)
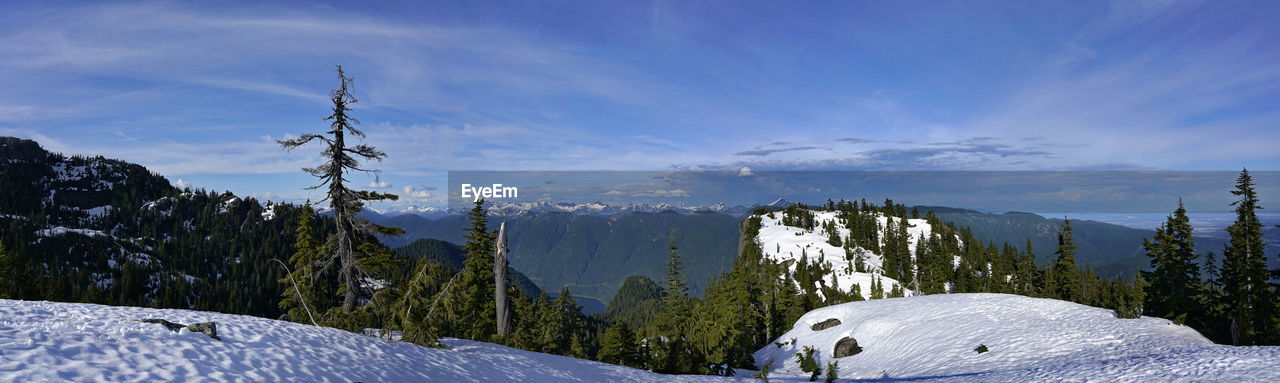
(0, 299, 737, 382)
(755, 293, 1280, 382)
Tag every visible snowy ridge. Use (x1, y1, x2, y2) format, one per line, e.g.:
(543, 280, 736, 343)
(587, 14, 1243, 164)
(0, 300, 742, 382)
(754, 293, 1280, 381)
(755, 209, 953, 298)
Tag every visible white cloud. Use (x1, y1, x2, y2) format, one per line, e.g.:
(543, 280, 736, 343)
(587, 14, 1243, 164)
(365, 180, 391, 189)
(173, 179, 191, 189)
(737, 166, 754, 177)
(248, 192, 280, 201)
(401, 185, 434, 199)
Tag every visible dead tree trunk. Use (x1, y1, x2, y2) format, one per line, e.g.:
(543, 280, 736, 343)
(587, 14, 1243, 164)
(494, 221, 512, 335)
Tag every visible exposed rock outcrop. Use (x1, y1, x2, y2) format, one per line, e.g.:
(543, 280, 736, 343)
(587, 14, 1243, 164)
(139, 319, 221, 340)
(834, 336, 862, 358)
(810, 318, 842, 331)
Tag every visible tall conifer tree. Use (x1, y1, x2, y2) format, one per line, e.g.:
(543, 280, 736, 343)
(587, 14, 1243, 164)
(452, 199, 497, 341)
(1142, 199, 1202, 323)
(279, 204, 325, 323)
(1053, 219, 1082, 302)
(1220, 169, 1274, 345)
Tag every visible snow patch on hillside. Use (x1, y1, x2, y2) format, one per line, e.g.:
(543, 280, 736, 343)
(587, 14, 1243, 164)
(754, 293, 1280, 381)
(36, 226, 107, 238)
(756, 210, 946, 298)
(0, 300, 743, 382)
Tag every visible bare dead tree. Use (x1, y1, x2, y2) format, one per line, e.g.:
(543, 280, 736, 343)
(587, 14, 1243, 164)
(279, 64, 397, 313)
(494, 221, 512, 335)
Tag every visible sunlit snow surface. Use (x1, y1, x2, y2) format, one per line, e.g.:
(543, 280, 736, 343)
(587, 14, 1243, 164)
(755, 293, 1280, 382)
(3, 296, 1278, 382)
(0, 300, 742, 382)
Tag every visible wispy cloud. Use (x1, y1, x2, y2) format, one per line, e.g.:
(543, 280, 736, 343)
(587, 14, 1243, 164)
(1, 0, 1277, 208)
(734, 146, 821, 157)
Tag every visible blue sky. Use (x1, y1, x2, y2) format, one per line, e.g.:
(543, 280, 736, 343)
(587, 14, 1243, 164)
(1, 1, 1278, 208)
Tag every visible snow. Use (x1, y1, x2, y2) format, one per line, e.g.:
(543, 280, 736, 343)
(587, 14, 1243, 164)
(755, 210, 949, 298)
(219, 197, 240, 213)
(754, 293, 1280, 382)
(36, 226, 107, 238)
(261, 203, 278, 221)
(49, 161, 118, 190)
(84, 205, 112, 217)
(0, 300, 744, 382)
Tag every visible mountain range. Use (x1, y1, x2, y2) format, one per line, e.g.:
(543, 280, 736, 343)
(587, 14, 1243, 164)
(6, 135, 1254, 310)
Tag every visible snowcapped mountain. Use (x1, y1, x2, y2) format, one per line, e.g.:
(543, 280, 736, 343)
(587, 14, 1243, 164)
(371, 204, 452, 218)
(754, 293, 1280, 381)
(0, 299, 741, 383)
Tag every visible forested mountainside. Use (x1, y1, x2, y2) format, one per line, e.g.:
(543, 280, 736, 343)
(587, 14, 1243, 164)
(1, 137, 487, 320)
(391, 238, 543, 298)
(373, 205, 1184, 305)
(375, 211, 742, 302)
(0, 137, 319, 316)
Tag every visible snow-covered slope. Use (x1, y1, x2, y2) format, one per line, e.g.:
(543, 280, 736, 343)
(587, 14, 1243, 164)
(0, 300, 741, 383)
(754, 293, 1280, 382)
(756, 209, 943, 298)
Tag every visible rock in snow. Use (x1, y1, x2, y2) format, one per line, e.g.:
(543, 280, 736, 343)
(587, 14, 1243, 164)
(832, 337, 863, 358)
(810, 318, 842, 331)
(138, 318, 221, 340)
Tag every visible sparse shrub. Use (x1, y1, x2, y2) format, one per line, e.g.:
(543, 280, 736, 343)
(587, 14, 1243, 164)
(824, 361, 839, 383)
(974, 344, 989, 354)
(753, 360, 772, 382)
(795, 345, 821, 381)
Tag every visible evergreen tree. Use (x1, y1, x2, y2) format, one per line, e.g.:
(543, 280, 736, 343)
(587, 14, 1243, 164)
(651, 237, 696, 373)
(598, 321, 640, 367)
(1141, 200, 1202, 324)
(657, 237, 691, 331)
(794, 345, 821, 381)
(870, 276, 884, 300)
(0, 242, 19, 299)
(888, 282, 904, 298)
(540, 286, 584, 354)
(1200, 251, 1229, 342)
(1052, 219, 1082, 302)
(278, 65, 398, 312)
(1014, 240, 1038, 295)
(279, 204, 325, 323)
(569, 334, 590, 359)
(393, 257, 454, 347)
(1220, 169, 1274, 345)
(451, 199, 497, 341)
